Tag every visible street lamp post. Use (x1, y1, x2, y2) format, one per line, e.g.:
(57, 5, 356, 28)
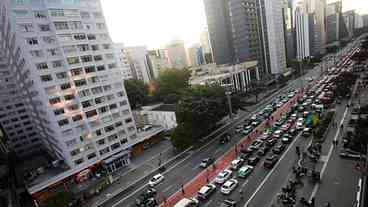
(225, 91, 233, 119)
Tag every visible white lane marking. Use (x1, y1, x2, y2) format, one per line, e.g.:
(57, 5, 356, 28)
(162, 185, 174, 194)
(203, 199, 213, 207)
(244, 134, 301, 207)
(309, 106, 349, 201)
(111, 149, 195, 207)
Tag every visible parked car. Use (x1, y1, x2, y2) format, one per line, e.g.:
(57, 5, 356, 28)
(273, 144, 286, 154)
(242, 125, 253, 135)
(256, 145, 271, 156)
(197, 184, 216, 200)
(230, 158, 245, 171)
(281, 134, 293, 144)
(289, 128, 298, 136)
(220, 179, 238, 194)
(135, 188, 157, 206)
(148, 174, 164, 187)
(248, 140, 263, 151)
(200, 158, 214, 168)
(263, 155, 279, 168)
(248, 156, 260, 166)
(296, 118, 304, 130)
(215, 169, 233, 184)
(265, 138, 278, 146)
(237, 165, 253, 178)
(174, 198, 199, 207)
(272, 130, 283, 139)
(221, 199, 237, 207)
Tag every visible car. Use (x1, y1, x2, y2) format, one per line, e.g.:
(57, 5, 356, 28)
(174, 198, 199, 207)
(263, 155, 279, 168)
(220, 179, 238, 194)
(256, 145, 270, 156)
(148, 174, 164, 187)
(339, 149, 365, 160)
(260, 134, 270, 141)
(221, 199, 237, 207)
(273, 144, 286, 154)
(296, 118, 304, 130)
(265, 137, 277, 146)
(303, 111, 310, 118)
(135, 188, 157, 206)
(248, 156, 260, 166)
(197, 184, 216, 200)
(281, 124, 291, 132)
(237, 165, 253, 178)
(251, 121, 260, 127)
(289, 128, 298, 136)
(302, 128, 312, 137)
(281, 134, 293, 144)
(215, 169, 233, 184)
(250, 115, 259, 121)
(272, 130, 283, 139)
(242, 126, 253, 135)
(275, 120, 284, 127)
(230, 158, 245, 170)
(291, 113, 298, 120)
(235, 125, 243, 133)
(298, 106, 305, 112)
(200, 158, 214, 168)
(248, 140, 263, 151)
(220, 134, 231, 144)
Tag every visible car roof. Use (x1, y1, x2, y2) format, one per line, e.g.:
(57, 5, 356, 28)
(239, 165, 252, 171)
(153, 174, 162, 179)
(199, 186, 211, 194)
(224, 179, 236, 186)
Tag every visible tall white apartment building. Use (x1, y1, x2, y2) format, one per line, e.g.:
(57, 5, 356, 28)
(262, 0, 287, 75)
(295, 2, 311, 60)
(114, 43, 134, 80)
(0, 0, 138, 184)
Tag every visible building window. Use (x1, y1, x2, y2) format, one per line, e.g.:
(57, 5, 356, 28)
(74, 158, 83, 165)
(39, 24, 51, 31)
(91, 86, 103, 94)
(81, 100, 93, 108)
(94, 55, 103, 61)
(56, 72, 68, 79)
(87, 153, 96, 159)
(111, 142, 120, 150)
(54, 108, 65, 115)
(73, 33, 86, 40)
(67, 57, 80, 65)
(86, 110, 97, 118)
(81, 55, 93, 63)
(108, 63, 117, 69)
(52, 60, 63, 68)
(43, 36, 56, 44)
(66, 139, 77, 147)
(91, 45, 99, 51)
(30, 50, 44, 58)
(99, 147, 110, 155)
(77, 44, 89, 52)
(34, 11, 47, 18)
(93, 12, 102, 18)
(64, 94, 75, 101)
(47, 48, 60, 56)
(49, 97, 61, 105)
(71, 68, 83, 76)
(13, 10, 29, 16)
(87, 34, 96, 40)
(74, 79, 87, 87)
(80, 11, 90, 18)
(85, 66, 96, 73)
(36, 62, 49, 70)
(50, 9, 64, 17)
(97, 65, 105, 71)
(69, 21, 83, 30)
(96, 23, 106, 30)
(18, 23, 34, 32)
(78, 89, 90, 97)
(26, 37, 38, 45)
(97, 139, 105, 145)
(60, 82, 71, 90)
(54, 21, 68, 30)
(40, 74, 53, 82)
(58, 119, 69, 127)
(72, 114, 83, 122)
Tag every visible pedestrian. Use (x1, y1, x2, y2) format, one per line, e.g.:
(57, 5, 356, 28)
(335, 139, 339, 147)
(213, 163, 216, 170)
(181, 184, 185, 194)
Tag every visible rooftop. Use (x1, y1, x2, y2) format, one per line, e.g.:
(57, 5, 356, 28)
(151, 104, 177, 112)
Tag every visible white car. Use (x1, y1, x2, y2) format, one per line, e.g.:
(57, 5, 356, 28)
(291, 114, 297, 120)
(148, 174, 164, 187)
(220, 179, 238, 194)
(215, 169, 233, 184)
(296, 118, 304, 130)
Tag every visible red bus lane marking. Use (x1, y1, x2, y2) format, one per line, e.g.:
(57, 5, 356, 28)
(161, 87, 308, 206)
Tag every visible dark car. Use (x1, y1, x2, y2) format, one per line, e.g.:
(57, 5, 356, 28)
(289, 128, 298, 136)
(256, 145, 271, 156)
(248, 156, 260, 166)
(221, 199, 237, 207)
(248, 140, 263, 151)
(135, 188, 157, 206)
(273, 144, 286, 154)
(263, 155, 279, 169)
(281, 134, 293, 144)
(266, 138, 278, 146)
(220, 134, 231, 144)
(200, 158, 214, 168)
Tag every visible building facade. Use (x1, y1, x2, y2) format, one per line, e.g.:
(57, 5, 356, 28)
(199, 29, 213, 64)
(283, 0, 296, 62)
(166, 39, 188, 69)
(188, 44, 205, 67)
(295, 2, 311, 60)
(0, 0, 140, 200)
(326, 1, 349, 46)
(343, 10, 356, 39)
(146, 49, 171, 79)
(113, 43, 134, 80)
(125, 46, 152, 83)
(135, 104, 177, 131)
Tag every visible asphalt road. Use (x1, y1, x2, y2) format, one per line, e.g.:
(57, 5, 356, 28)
(100, 37, 362, 207)
(99, 64, 320, 207)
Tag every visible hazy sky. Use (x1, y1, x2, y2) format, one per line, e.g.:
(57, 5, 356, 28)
(101, 0, 368, 49)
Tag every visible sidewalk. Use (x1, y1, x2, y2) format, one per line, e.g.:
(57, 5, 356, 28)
(84, 139, 175, 206)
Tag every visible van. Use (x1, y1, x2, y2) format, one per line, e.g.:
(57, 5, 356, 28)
(174, 198, 199, 207)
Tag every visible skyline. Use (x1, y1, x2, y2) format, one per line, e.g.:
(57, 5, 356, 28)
(101, 0, 368, 49)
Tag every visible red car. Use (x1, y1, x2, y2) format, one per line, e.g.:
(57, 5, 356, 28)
(281, 124, 291, 132)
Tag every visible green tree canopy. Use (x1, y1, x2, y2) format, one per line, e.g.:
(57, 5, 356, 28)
(124, 79, 149, 109)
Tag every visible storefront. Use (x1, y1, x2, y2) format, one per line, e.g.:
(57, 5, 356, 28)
(103, 150, 130, 173)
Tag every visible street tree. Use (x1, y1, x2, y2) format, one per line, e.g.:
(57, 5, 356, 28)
(124, 79, 150, 109)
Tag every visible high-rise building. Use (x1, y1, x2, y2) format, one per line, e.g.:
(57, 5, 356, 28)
(295, 1, 311, 60)
(199, 29, 213, 64)
(283, 0, 296, 62)
(125, 46, 152, 83)
(0, 0, 139, 200)
(326, 1, 349, 46)
(113, 43, 134, 80)
(166, 39, 189, 69)
(363, 15, 368, 28)
(355, 13, 364, 29)
(260, 0, 287, 75)
(146, 49, 171, 79)
(343, 10, 356, 39)
(188, 44, 205, 67)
